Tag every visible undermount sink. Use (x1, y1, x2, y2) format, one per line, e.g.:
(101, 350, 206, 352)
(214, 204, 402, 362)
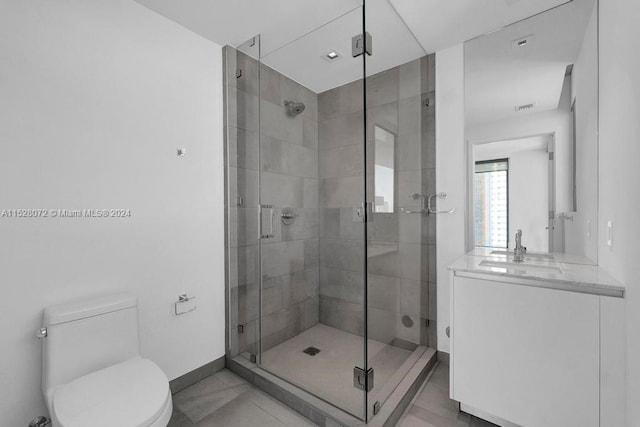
(479, 259, 563, 274)
(490, 250, 556, 261)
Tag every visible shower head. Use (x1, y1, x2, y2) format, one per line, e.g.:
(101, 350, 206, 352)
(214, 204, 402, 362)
(284, 100, 305, 116)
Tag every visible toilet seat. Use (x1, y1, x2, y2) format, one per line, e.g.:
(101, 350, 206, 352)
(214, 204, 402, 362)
(52, 357, 172, 427)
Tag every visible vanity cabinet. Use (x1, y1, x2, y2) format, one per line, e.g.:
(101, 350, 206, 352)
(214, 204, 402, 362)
(450, 273, 624, 427)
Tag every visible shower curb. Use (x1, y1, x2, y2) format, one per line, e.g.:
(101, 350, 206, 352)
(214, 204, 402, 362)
(226, 347, 436, 426)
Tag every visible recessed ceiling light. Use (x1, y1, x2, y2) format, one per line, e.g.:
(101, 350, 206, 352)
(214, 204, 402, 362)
(323, 50, 342, 62)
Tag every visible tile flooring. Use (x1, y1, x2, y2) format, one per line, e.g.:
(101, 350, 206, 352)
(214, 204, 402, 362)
(168, 362, 496, 427)
(396, 363, 496, 427)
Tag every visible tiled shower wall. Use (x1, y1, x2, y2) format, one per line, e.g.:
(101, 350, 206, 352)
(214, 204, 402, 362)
(258, 59, 320, 352)
(225, 46, 320, 358)
(226, 46, 437, 357)
(317, 55, 437, 347)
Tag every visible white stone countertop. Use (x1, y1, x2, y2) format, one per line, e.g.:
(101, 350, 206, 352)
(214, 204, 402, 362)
(449, 248, 625, 298)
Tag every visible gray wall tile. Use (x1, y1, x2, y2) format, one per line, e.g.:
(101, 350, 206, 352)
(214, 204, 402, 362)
(228, 88, 259, 133)
(318, 87, 339, 121)
(338, 79, 364, 115)
(229, 167, 259, 208)
(319, 296, 364, 336)
(366, 67, 399, 108)
(398, 58, 422, 101)
(319, 110, 364, 149)
(321, 176, 363, 208)
(303, 178, 318, 209)
(397, 132, 422, 172)
(261, 172, 303, 208)
(319, 238, 364, 273)
(261, 240, 304, 279)
(303, 238, 319, 269)
(229, 207, 259, 248)
(236, 51, 259, 95)
(261, 99, 303, 145)
(319, 208, 340, 238)
(260, 64, 281, 106)
(302, 117, 318, 150)
(228, 126, 259, 171)
(368, 273, 400, 311)
(319, 267, 364, 304)
(304, 296, 320, 330)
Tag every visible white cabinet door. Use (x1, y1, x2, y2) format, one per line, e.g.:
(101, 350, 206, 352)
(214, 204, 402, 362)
(451, 276, 600, 427)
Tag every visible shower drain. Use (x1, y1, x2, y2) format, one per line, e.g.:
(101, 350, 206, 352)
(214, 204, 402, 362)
(302, 346, 321, 356)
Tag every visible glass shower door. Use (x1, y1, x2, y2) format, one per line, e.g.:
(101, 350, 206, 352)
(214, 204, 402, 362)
(225, 36, 262, 363)
(256, 3, 368, 419)
(363, 0, 436, 419)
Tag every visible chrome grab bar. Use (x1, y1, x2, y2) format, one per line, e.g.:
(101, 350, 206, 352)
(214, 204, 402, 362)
(427, 192, 455, 215)
(400, 193, 425, 214)
(398, 192, 456, 215)
(400, 207, 423, 214)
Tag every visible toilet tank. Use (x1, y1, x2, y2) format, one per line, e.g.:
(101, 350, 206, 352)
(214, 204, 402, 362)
(41, 293, 140, 397)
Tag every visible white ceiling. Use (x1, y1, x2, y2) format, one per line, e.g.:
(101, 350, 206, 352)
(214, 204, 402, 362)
(389, 0, 570, 54)
(135, 0, 590, 93)
(465, 0, 595, 126)
(260, 0, 425, 92)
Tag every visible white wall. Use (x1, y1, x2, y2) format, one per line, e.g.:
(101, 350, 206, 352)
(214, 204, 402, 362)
(566, 2, 599, 261)
(598, 0, 640, 424)
(435, 44, 465, 353)
(467, 79, 573, 213)
(476, 148, 549, 251)
(508, 150, 549, 251)
(0, 1, 225, 425)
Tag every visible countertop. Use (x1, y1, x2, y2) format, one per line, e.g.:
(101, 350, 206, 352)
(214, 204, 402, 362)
(449, 248, 625, 298)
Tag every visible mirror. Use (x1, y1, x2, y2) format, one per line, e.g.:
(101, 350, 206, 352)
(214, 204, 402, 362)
(465, 0, 598, 264)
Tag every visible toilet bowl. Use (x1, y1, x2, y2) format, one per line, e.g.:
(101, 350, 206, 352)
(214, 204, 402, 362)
(39, 293, 172, 427)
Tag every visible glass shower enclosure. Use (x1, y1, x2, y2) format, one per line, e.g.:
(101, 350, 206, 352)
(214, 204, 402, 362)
(225, 1, 437, 421)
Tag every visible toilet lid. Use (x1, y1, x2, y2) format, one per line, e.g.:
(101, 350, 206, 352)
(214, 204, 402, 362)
(53, 357, 170, 427)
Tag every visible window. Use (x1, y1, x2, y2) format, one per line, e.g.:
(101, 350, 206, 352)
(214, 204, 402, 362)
(474, 159, 508, 248)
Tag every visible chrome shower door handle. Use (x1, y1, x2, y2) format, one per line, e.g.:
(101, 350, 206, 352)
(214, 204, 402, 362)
(259, 204, 275, 239)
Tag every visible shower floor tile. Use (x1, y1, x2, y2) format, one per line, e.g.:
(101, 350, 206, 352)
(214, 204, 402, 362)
(261, 323, 413, 417)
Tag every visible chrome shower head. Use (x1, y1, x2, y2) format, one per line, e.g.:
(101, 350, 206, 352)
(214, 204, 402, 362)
(284, 100, 305, 116)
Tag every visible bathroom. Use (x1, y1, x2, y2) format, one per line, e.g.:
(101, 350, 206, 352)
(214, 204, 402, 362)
(0, 0, 638, 426)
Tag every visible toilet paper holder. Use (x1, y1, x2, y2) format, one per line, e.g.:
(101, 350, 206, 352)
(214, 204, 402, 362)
(175, 293, 197, 315)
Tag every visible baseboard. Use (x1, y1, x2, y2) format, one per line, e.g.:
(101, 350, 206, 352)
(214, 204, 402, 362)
(169, 355, 226, 394)
(460, 403, 521, 427)
(437, 350, 450, 365)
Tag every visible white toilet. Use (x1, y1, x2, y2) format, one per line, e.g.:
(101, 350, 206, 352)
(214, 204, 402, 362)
(39, 293, 173, 427)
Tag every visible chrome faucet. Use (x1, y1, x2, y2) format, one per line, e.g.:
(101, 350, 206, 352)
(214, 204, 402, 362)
(514, 229, 527, 263)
